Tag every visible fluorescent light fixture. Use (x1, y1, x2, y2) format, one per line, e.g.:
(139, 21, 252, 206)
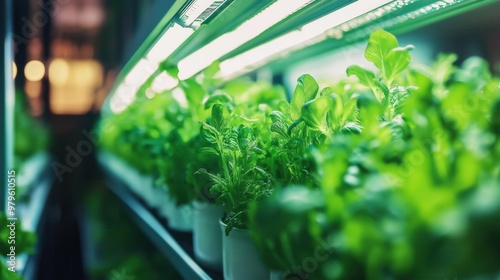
(124, 59, 157, 86)
(181, 0, 214, 26)
(111, 23, 193, 113)
(177, 0, 317, 80)
(152, 72, 179, 92)
(146, 23, 194, 65)
(110, 84, 137, 113)
(220, 0, 394, 78)
(179, 0, 229, 28)
(220, 32, 305, 77)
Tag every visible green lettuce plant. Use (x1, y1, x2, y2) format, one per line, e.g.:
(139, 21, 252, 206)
(197, 81, 284, 233)
(249, 29, 500, 279)
(265, 73, 361, 189)
(100, 91, 179, 176)
(100, 68, 211, 206)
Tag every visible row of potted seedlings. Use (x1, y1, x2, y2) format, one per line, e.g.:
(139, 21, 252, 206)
(100, 29, 500, 279)
(100, 66, 286, 278)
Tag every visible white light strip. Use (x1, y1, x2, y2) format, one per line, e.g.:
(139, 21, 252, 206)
(110, 84, 137, 113)
(181, 0, 216, 27)
(111, 23, 194, 113)
(220, 0, 395, 78)
(177, 0, 316, 80)
(124, 59, 157, 86)
(152, 72, 179, 92)
(146, 23, 194, 65)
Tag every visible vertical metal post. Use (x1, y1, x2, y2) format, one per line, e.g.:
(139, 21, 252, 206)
(1, 0, 14, 213)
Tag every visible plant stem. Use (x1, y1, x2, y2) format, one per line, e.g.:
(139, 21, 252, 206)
(219, 139, 231, 186)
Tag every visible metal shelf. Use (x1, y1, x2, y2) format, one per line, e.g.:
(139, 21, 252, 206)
(16, 155, 54, 280)
(99, 155, 222, 280)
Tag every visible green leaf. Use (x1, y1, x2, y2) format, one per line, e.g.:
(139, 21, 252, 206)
(204, 92, 234, 110)
(346, 65, 386, 102)
(346, 65, 377, 87)
(455, 57, 492, 91)
(301, 95, 332, 132)
(270, 122, 289, 139)
(269, 110, 286, 123)
(341, 122, 362, 134)
(180, 78, 206, 107)
(204, 61, 221, 80)
(431, 53, 457, 85)
(404, 69, 434, 105)
(201, 123, 219, 144)
(320, 87, 335, 96)
(211, 104, 227, 130)
(365, 29, 398, 73)
(200, 147, 219, 157)
(389, 85, 411, 116)
(325, 93, 343, 130)
(290, 74, 319, 120)
(342, 98, 358, 124)
(364, 29, 413, 86)
(384, 45, 414, 84)
(159, 62, 179, 78)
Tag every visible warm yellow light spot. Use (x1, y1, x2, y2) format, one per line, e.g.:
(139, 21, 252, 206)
(49, 59, 104, 115)
(73, 61, 97, 87)
(13, 62, 17, 79)
(50, 87, 94, 115)
(49, 58, 70, 86)
(24, 60, 45, 81)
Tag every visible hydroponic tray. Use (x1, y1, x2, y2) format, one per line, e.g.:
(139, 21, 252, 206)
(100, 156, 223, 280)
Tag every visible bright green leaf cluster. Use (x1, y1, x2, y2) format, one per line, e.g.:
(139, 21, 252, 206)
(249, 29, 500, 279)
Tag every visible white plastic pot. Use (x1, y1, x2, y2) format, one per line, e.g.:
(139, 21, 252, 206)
(140, 175, 155, 207)
(158, 188, 174, 220)
(193, 202, 223, 270)
(168, 202, 194, 232)
(149, 184, 166, 210)
(220, 219, 270, 280)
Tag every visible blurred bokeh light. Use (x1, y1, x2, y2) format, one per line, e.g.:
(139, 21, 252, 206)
(24, 60, 45, 82)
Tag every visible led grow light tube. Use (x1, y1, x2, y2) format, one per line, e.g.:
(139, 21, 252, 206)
(180, 0, 215, 26)
(177, 0, 317, 80)
(220, 0, 395, 78)
(179, 0, 229, 28)
(110, 84, 137, 113)
(146, 23, 194, 65)
(111, 22, 193, 113)
(151, 72, 179, 92)
(124, 59, 157, 86)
